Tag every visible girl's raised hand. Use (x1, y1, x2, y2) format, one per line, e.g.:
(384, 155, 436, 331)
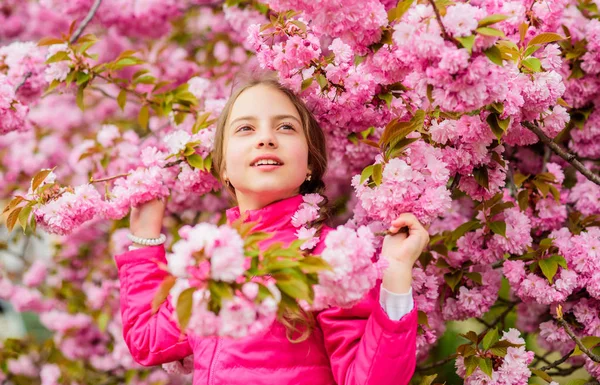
(380, 213, 429, 294)
(381, 213, 430, 266)
(129, 198, 166, 240)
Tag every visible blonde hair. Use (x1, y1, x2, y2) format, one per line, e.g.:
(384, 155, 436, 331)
(212, 71, 329, 342)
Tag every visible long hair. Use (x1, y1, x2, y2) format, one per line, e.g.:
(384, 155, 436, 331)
(212, 72, 330, 342)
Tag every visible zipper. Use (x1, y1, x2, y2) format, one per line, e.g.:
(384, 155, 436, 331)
(208, 338, 222, 385)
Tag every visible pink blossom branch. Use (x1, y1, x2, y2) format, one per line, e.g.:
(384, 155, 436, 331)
(70, 0, 103, 44)
(522, 122, 600, 186)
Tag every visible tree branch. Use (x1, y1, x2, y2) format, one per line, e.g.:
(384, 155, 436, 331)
(416, 354, 457, 372)
(14, 72, 32, 93)
(426, 0, 461, 45)
(556, 308, 600, 363)
(522, 121, 600, 186)
(539, 349, 574, 371)
(70, 0, 103, 44)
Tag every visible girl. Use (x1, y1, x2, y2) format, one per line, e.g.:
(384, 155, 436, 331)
(115, 74, 429, 385)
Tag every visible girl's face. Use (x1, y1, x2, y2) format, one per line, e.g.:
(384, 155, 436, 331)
(223, 84, 309, 211)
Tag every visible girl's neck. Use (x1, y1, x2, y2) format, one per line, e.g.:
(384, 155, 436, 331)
(236, 190, 300, 214)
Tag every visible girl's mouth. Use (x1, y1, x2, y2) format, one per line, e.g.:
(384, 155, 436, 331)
(252, 163, 283, 171)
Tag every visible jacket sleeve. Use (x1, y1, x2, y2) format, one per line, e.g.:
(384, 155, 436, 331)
(316, 281, 418, 385)
(114, 244, 193, 366)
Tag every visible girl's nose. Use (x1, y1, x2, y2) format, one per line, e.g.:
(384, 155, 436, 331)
(256, 127, 278, 148)
(258, 140, 276, 148)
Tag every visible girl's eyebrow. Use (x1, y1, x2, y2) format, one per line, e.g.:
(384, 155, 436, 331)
(229, 114, 302, 127)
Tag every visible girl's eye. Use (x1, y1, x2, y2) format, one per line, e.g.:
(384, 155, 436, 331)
(279, 124, 295, 131)
(237, 125, 253, 132)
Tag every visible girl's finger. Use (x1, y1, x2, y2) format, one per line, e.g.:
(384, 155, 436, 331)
(391, 213, 423, 231)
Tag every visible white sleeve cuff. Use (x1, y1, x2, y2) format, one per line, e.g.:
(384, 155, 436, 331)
(379, 284, 414, 321)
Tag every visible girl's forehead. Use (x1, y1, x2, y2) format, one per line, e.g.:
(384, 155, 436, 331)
(230, 85, 299, 118)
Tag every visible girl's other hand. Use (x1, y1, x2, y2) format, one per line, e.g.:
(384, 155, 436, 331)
(381, 213, 429, 267)
(380, 213, 430, 294)
(129, 198, 166, 239)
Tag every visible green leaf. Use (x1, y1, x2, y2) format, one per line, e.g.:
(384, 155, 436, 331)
(76, 85, 85, 110)
(482, 327, 499, 350)
(517, 189, 529, 211)
(316, 74, 328, 89)
(378, 92, 393, 108)
(476, 27, 506, 38)
(372, 163, 383, 186)
(488, 221, 507, 237)
(117, 89, 127, 111)
(298, 256, 331, 274)
(379, 110, 425, 150)
(478, 14, 510, 27)
(465, 272, 483, 285)
(473, 166, 489, 190)
(417, 374, 438, 385)
(460, 331, 479, 344)
(513, 172, 529, 187)
(97, 311, 110, 332)
(451, 220, 482, 242)
(204, 154, 212, 171)
(152, 275, 176, 313)
(46, 50, 70, 64)
(484, 45, 503, 66)
(548, 254, 568, 269)
(209, 281, 232, 299)
(523, 44, 542, 58)
(135, 75, 156, 85)
(417, 310, 430, 328)
(18, 203, 33, 231)
(38, 37, 66, 46)
(486, 113, 509, 141)
(538, 258, 559, 284)
(75, 71, 89, 86)
(186, 154, 205, 170)
(301, 77, 313, 91)
(531, 368, 553, 383)
(522, 57, 542, 72)
(532, 179, 550, 198)
(176, 287, 195, 332)
(267, 259, 300, 271)
(388, 0, 414, 22)
(464, 355, 478, 377)
(527, 32, 565, 46)
(444, 270, 463, 292)
(276, 277, 311, 301)
(456, 35, 476, 54)
(360, 165, 374, 185)
(31, 169, 54, 192)
(138, 105, 149, 129)
(479, 357, 493, 378)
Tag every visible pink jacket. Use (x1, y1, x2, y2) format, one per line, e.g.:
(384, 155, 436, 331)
(114, 195, 417, 385)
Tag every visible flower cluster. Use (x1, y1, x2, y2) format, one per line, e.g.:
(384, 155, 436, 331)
(165, 223, 282, 338)
(291, 193, 324, 250)
(456, 329, 535, 385)
(352, 140, 452, 227)
(310, 225, 378, 310)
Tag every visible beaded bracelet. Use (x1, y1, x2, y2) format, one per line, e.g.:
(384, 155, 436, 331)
(126, 232, 166, 246)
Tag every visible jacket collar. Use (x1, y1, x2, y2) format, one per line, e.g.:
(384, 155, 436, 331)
(225, 194, 304, 233)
